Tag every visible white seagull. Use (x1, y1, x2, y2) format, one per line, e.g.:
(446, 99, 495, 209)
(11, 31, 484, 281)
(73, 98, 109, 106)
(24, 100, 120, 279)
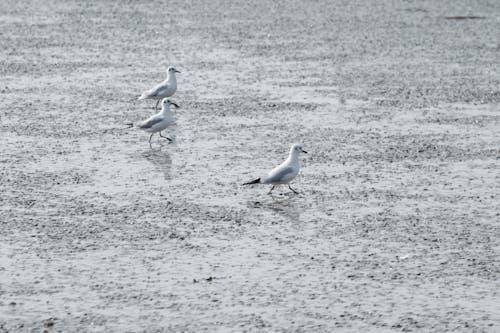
(127, 98, 179, 146)
(138, 66, 180, 110)
(243, 143, 307, 194)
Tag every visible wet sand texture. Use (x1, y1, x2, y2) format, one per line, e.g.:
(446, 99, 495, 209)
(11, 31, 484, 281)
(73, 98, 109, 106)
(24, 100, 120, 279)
(1, 0, 499, 332)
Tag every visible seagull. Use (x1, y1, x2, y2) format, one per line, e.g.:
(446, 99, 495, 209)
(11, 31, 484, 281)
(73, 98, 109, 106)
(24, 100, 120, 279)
(126, 98, 179, 146)
(243, 143, 307, 194)
(138, 67, 180, 110)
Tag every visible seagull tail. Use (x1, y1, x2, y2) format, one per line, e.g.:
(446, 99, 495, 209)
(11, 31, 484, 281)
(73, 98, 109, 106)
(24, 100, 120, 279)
(243, 178, 261, 185)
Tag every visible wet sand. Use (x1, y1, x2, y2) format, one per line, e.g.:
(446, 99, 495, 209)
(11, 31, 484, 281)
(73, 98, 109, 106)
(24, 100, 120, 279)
(1, 0, 499, 331)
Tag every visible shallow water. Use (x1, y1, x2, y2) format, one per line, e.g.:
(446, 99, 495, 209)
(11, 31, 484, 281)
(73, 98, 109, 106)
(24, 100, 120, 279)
(1, 0, 500, 332)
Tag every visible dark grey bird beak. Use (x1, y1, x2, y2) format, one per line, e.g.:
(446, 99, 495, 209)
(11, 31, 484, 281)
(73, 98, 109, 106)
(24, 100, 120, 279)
(174, 69, 181, 73)
(169, 101, 180, 108)
(301, 149, 308, 154)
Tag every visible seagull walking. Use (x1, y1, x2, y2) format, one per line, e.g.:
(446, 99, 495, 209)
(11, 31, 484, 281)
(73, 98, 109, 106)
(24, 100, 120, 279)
(243, 143, 307, 194)
(138, 67, 180, 110)
(127, 99, 179, 147)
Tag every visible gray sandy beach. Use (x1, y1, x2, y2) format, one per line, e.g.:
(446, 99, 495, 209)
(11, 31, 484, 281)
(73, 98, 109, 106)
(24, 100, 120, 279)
(1, 0, 499, 331)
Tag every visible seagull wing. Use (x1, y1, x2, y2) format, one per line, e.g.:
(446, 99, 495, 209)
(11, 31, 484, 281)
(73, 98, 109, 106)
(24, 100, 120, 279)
(263, 166, 297, 184)
(140, 81, 169, 99)
(137, 114, 164, 129)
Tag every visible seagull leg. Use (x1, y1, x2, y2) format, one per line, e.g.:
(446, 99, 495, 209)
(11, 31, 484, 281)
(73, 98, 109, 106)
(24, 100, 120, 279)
(154, 99, 160, 111)
(148, 133, 155, 145)
(159, 132, 173, 142)
(267, 185, 276, 195)
(288, 185, 299, 194)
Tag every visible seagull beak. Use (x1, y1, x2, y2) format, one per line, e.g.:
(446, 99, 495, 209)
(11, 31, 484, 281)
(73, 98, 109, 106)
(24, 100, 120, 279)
(174, 69, 181, 73)
(170, 102, 180, 108)
(301, 149, 308, 154)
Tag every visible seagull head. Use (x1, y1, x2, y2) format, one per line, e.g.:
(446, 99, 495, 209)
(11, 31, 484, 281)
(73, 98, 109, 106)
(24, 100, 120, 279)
(291, 143, 307, 154)
(164, 99, 180, 108)
(167, 66, 181, 74)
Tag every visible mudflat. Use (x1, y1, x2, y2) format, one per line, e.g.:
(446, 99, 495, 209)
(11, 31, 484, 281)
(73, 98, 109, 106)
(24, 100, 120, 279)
(1, 0, 499, 332)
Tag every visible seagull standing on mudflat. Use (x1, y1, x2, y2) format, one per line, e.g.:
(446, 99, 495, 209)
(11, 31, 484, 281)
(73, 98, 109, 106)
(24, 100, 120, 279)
(126, 98, 179, 147)
(243, 143, 307, 194)
(138, 67, 180, 110)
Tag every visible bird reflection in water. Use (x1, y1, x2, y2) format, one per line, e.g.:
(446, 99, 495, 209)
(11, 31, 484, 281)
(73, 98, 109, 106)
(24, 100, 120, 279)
(141, 146, 172, 180)
(249, 195, 301, 223)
